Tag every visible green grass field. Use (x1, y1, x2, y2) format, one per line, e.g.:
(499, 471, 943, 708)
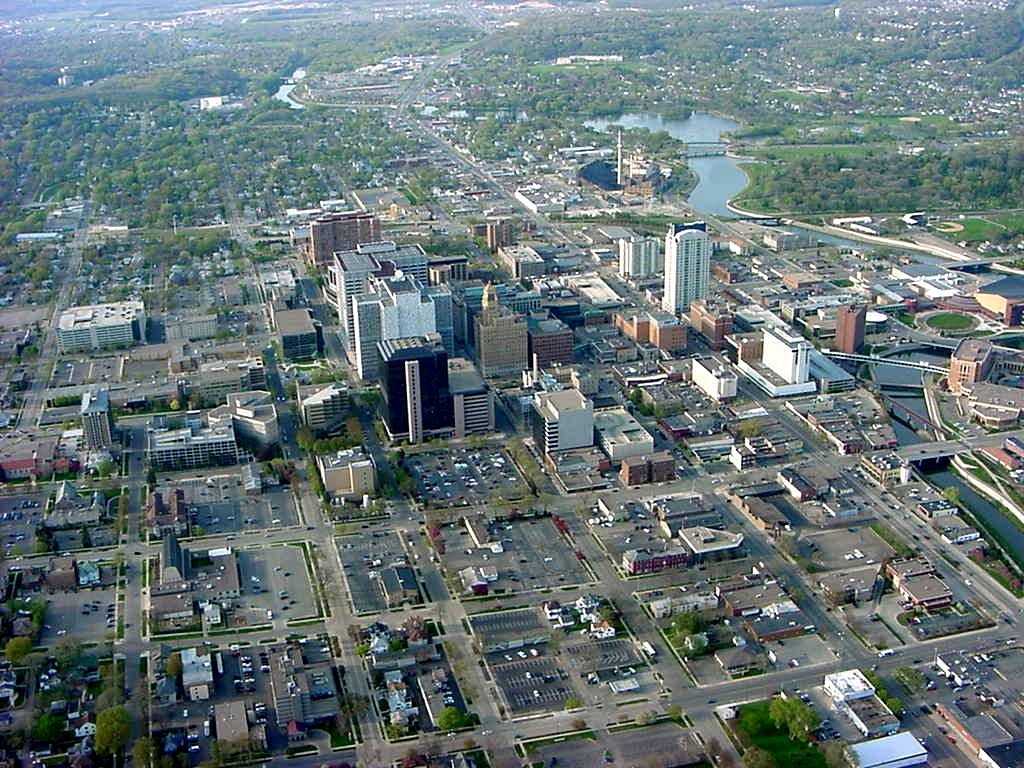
(933, 214, 1024, 243)
(735, 701, 826, 768)
(926, 312, 974, 331)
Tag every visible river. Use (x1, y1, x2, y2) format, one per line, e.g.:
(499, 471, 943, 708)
(584, 111, 747, 218)
(872, 350, 1024, 562)
(273, 68, 307, 110)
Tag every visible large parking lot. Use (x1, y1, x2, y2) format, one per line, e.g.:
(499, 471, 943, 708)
(159, 473, 300, 536)
(799, 526, 895, 572)
(562, 637, 640, 676)
(234, 546, 319, 625)
(0, 493, 44, 556)
(40, 582, 119, 645)
(407, 446, 528, 508)
(489, 653, 574, 714)
(440, 516, 590, 593)
(336, 531, 409, 614)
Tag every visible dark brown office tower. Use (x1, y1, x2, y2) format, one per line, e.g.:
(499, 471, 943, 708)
(836, 304, 866, 354)
(305, 212, 381, 267)
(485, 220, 513, 252)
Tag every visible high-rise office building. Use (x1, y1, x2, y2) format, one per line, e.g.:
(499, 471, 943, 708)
(527, 313, 574, 368)
(426, 284, 455, 353)
(836, 304, 867, 354)
(448, 358, 494, 438)
(378, 335, 453, 444)
(326, 242, 430, 345)
(474, 284, 528, 379)
(304, 211, 380, 267)
(531, 389, 594, 455)
(662, 222, 710, 314)
(273, 308, 321, 362)
(352, 274, 448, 381)
(81, 389, 115, 449)
(762, 326, 812, 385)
(618, 236, 664, 279)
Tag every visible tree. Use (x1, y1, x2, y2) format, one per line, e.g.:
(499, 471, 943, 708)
(737, 419, 763, 440)
(54, 636, 83, 668)
(821, 741, 851, 768)
(437, 706, 467, 731)
(165, 652, 183, 677)
(5, 636, 32, 663)
(32, 712, 67, 743)
(564, 695, 582, 710)
(340, 693, 370, 719)
(742, 746, 776, 768)
(133, 737, 155, 768)
(96, 706, 132, 755)
(769, 697, 818, 742)
(942, 486, 960, 505)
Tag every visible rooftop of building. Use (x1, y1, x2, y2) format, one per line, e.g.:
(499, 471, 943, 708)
(58, 300, 144, 330)
(80, 389, 110, 415)
(678, 526, 743, 553)
(952, 337, 994, 363)
(977, 275, 1024, 299)
(825, 668, 875, 698)
(447, 358, 487, 394)
(300, 382, 348, 406)
(318, 448, 374, 470)
(535, 388, 591, 416)
(378, 333, 445, 360)
(594, 408, 653, 443)
(275, 308, 316, 335)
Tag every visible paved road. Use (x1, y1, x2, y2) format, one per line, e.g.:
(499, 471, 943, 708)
(17, 200, 91, 429)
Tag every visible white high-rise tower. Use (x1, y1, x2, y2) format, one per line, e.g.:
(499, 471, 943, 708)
(616, 129, 624, 187)
(662, 221, 710, 314)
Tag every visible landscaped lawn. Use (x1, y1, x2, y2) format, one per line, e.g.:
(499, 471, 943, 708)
(926, 312, 973, 331)
(735, 701, 826, 768)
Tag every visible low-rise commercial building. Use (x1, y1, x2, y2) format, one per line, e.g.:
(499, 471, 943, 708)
(209, 391, 279, 448)
(316, 448, 377, 500)
(166, 314, 218, 341)
(594, 408, 654, 463)
(619, 451, 675, 486)
(847, 732, 927, 768)
(860, 452, 910, 486)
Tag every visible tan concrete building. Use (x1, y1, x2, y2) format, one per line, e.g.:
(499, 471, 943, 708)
(316, 448, 377, 500)
(475, 284, 528, 378)
(948, 338, 994, 394)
